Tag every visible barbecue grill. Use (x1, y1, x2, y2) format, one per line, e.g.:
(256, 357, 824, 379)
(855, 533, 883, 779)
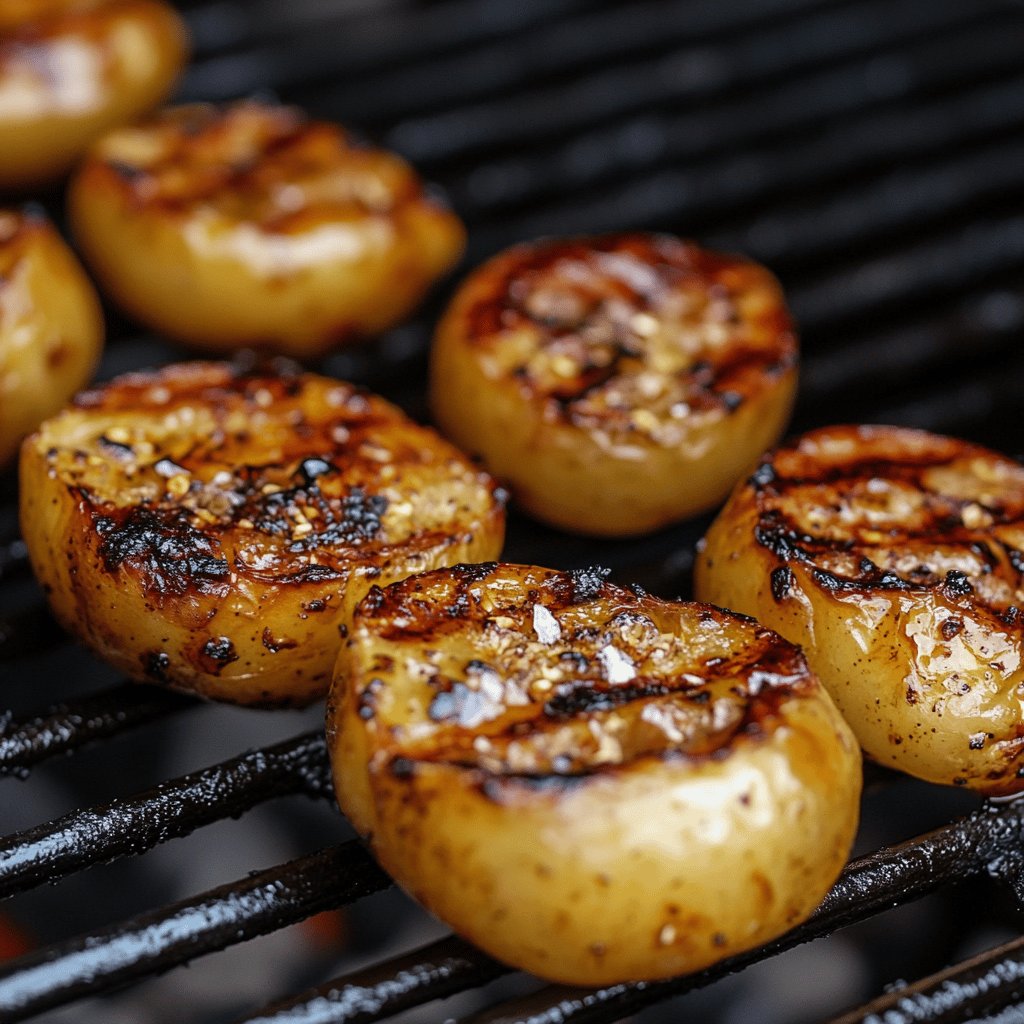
(3, 0, 1024, 1020)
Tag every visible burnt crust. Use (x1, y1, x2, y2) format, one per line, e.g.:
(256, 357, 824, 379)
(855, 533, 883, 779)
(44, 362, 502, 599)
(353, 564, 814, 788)
(85, 100, 454, 228)
(457, 233, 797, 436)
(749, 425, 1024, 612)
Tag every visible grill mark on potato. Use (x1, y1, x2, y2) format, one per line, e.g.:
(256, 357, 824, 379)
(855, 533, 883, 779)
(356, 565, 812, 779)
(459, 233, 797, 426)
(750, 434, 1024, 608)
(93, 505, 230, 598)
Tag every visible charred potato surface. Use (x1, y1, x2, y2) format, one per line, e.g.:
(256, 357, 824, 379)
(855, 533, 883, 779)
(430, 234, 797, 537)
(696, 424, 1024, 794)
(0, 209, 103, 466)
(69, 101, 466, 358)
(20, 362, 505, 706)
(0, 0, 187, 190)
(329, 563, 861, 985)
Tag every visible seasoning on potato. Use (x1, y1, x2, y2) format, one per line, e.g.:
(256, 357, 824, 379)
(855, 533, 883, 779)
(0, 0, 188, 190)
(430, 233, 797, 537)
(0, 208, 103, 467)
(19, 361, 505, 706)
(696, 423, 1024, 795)
(68, 100, 466, 359)
(328, 562, 861, 985)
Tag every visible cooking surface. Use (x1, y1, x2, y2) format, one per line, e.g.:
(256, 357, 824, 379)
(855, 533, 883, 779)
(2, 0, 1024, 1020)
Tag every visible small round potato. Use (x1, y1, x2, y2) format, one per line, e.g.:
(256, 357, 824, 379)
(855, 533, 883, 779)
(20, 362, 505, 706)
(329, 563, 861, 985)
(430, 234, 797, 537)
(696, 424, 1024, 795)
(0, 0, 188, 190)
(0, 209, 103, 466)
(69, 100, 466, 358)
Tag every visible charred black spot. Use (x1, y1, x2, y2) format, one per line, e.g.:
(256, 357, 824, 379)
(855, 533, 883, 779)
(1005, 545, 1024, 575)
(543, 679, 674, 718)
(450, 562, 500, 583)
(261, 628, 298, 653)
(812, 567, 912, 593)
(770, 566, 793, 602)
(940, 618, 964, 641)
(1002, 606, 1020, 626)
(95, 507, 230, 598)
(361, 585, 386, 613)
(202, 636, 237, 663)
(97, 435, 134, 459)
(142, 650, 170, 682)
(718, 390, 743, 411)
(390, 757, 416, 779)
(568, 566, 611, 602)
(305, 598, 327, 613)
(942, 570, 974, 597)
(357, 678, 382, 721)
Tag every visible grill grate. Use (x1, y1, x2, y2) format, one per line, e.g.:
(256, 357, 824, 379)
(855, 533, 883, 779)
(3, 0, 1024, 1020)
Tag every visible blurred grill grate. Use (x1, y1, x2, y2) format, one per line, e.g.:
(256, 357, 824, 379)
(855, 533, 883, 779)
(2, 0, 1024, 1021)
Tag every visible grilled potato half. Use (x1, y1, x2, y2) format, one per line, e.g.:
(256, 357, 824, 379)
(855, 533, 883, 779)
(69, 100, 466, 358)
(696, 424, 1024, 795)
(0, 0, 187, 190)
(430, 234, 797, 537)
(1, 209, 103, 466)
(20, 362, 505, 706)
(329, 563, 861, 985)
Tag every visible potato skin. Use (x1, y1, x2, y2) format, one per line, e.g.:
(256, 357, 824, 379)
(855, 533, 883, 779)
(0, 0, 187, 190)
(696, 424, 1024, 795)
(68, 101, 466, 359)
(0, 210, 103, 466)
(430, 234, 797, 537)
(329, 564, 861, 985)
(19, 362, 505, 706)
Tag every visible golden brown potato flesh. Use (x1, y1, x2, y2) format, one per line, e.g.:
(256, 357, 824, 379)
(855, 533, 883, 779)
(0, 0, 187, 190)
(695, 424, 1024, 795)
(0, 209, 103, 466)
(69, 101, 466, 359)
(430, 234, 798, 537)
(329, 563, 861, 985)
(19, 362, 505, 706)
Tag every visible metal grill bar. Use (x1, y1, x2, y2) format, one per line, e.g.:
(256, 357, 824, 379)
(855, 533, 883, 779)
(449, 18, 1024, 216)
(0, 684, 194, 777)
(0, 731, 330, 900)
(825, 934, 1024, 1024)
(0, 842, 389, 1022)
(236, 936, 506, 1024)
(383, 0, 996, 164)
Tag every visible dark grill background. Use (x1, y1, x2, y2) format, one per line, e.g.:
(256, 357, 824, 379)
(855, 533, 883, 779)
(2, 0, 1024, 1021)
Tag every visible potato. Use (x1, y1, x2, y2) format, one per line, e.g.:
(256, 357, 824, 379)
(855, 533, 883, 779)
(329, 563, 861, 985)
(0, 0, 187, 190)
(0, 208, 103, 466)
(695, 424, 1024, 794)
(68, 100, 466, 359)
(19, 362, 505, 706)
(430, 234, 797, 537)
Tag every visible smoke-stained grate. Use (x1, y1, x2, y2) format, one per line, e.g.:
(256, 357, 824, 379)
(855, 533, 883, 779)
(2, 0, 1024, 1021)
